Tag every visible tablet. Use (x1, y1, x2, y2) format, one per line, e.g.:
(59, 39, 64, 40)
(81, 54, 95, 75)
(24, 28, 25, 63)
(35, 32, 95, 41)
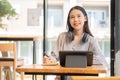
(59, 51, 93, 68)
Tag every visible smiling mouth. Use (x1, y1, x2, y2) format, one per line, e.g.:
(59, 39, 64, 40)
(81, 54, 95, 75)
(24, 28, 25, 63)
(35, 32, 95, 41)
(74, 23, 80, 26)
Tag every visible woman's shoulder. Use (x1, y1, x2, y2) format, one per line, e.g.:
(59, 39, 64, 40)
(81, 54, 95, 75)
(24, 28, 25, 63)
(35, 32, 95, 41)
(58, 32, 67, 37)
(87, 34, 98, 43)
(87, 35, 101, 51)
(57, 32, 67, 44)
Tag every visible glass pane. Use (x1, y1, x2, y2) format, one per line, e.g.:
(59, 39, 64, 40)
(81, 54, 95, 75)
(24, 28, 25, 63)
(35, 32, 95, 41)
(0, 0, 44, 79)
(0, 0, 43, 65)
(46, 0, 110, 79)
(47, 0, 110, 63)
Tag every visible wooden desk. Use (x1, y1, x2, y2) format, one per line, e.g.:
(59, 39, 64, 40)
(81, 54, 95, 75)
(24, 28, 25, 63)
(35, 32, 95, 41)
(16, 64, 107, 80)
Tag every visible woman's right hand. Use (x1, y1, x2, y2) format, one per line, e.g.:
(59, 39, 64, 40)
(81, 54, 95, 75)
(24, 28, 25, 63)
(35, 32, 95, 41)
(55, 76, 61, 80)
(43, 56, 52, 63)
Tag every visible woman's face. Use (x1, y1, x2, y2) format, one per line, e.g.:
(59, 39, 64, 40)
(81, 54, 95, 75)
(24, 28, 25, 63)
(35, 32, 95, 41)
(69, 9, 87, 32)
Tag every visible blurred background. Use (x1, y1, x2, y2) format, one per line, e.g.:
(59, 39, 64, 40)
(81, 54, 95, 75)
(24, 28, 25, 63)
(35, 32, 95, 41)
(0, 0, 111, 80)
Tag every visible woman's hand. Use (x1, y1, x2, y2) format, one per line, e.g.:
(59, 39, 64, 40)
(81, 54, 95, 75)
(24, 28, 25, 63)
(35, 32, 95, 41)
(43, 55, 52, 63)
(55, 76, 61, 80)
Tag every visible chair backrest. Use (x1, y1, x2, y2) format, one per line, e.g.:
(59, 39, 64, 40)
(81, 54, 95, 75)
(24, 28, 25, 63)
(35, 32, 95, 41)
(72, 76, 120, 80)
(0, 43, 17, 66)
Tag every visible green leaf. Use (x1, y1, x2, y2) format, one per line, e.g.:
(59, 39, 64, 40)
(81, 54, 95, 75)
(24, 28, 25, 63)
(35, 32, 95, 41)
(0, 0, 17, 28)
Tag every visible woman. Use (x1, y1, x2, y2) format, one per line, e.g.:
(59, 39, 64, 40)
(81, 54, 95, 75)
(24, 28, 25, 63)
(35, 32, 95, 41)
(44, 5, 109, 80)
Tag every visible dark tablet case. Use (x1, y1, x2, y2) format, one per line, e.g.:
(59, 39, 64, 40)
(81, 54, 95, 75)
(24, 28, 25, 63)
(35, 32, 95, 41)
(59, 51, 93, 68)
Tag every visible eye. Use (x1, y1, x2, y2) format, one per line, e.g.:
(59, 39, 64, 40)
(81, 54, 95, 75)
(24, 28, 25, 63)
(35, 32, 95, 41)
(70, 16, 75, 19)
(77, 15, 81, 18)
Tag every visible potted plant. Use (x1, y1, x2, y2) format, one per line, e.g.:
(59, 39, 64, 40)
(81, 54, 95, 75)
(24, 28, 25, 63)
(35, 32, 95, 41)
(0, 0, 17, 29)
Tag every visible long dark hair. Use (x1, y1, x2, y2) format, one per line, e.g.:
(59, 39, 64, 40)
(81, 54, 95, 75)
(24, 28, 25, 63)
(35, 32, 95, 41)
(66, 5, 93, 43)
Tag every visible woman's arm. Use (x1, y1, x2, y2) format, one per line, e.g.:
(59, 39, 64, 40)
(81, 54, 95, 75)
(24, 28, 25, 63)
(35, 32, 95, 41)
(89, 36, 109, 68)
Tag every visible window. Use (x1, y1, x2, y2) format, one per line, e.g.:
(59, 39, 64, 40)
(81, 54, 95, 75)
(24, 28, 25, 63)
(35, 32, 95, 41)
(48, 7, 63, 27)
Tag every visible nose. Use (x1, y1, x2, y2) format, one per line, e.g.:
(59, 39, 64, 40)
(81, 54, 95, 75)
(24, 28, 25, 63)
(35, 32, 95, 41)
(74, 17, 78, 21)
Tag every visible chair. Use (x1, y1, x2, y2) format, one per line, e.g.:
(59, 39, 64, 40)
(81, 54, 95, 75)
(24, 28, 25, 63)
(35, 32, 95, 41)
(71, 76, 120, 80)
(0, 43, 24, 80)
